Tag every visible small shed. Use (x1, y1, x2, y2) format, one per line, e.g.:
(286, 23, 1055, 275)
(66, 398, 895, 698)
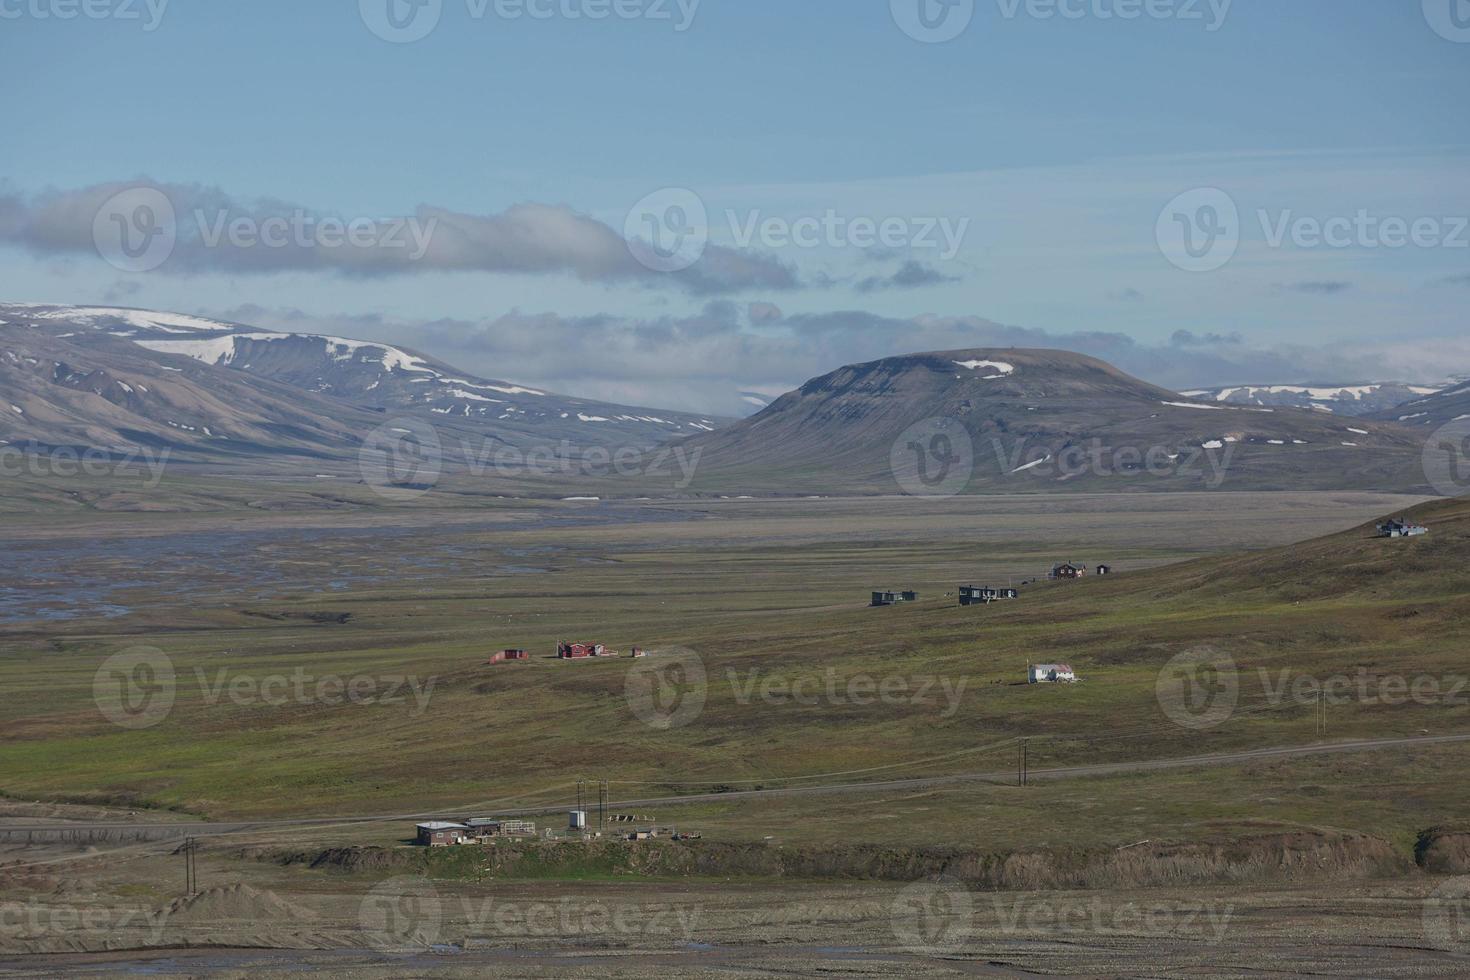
(558, 642, 608, 659)
(416, 821, 469, 846)
(1028, 663, 1077, 684)
(1378, 518, 1428, 538)
(488, 649, 529, 665)
(871, 590, 918, 607)
(959, 586, 1019, 606)
(1095, 564, 1112, 576)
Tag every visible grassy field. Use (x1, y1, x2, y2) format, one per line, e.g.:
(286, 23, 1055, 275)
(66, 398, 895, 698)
(4, 488, 1467, 860)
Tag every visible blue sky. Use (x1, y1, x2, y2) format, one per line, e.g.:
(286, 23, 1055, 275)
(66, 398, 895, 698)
(2, 1, 1467, 413)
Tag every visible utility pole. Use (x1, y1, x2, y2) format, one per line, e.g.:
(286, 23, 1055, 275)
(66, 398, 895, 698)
(598, 781, 608, 832)
(1018, 738, 1030, 787)
(576, 779, 586, 816)
(1316, 690, 1326, 737)
(182, 836, 197, 896)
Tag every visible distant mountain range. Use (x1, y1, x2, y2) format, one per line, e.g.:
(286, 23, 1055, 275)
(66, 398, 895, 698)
(1178, 382, 1446, 417)
(676, 349, 1430, 493)
(0, 305, 724, 464)
(1369, 380, 1470, 429)
(0, 305, 1451, 496)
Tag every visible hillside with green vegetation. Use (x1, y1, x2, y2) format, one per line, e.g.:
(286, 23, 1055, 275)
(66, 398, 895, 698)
(0, 493, 1463, 857)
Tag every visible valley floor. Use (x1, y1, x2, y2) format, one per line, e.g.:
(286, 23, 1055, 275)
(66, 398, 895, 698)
(3, 489, 1468, 976)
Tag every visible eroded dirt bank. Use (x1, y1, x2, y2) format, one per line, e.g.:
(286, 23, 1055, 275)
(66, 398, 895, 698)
(260, 828, 1410, 890)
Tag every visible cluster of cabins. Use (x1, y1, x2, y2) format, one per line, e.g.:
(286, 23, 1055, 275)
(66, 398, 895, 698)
(1049, 562, 1111, 579)
(416, 818, 537, 846)
(488, 645, 648, 664)
(415, 814, 697, 846)
(1378, 518, 1429, 539)
(874, 564, 1114, 609)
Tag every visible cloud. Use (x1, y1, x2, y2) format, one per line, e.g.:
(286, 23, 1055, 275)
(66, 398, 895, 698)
(101, 279, 142, 304)
(0, 181, 797, 296)
(1429, 272, 1470, 288)
(1280, 280, 1354, 295)
(854, 260, 962, 292)
(1171, 329, 1243, 347)
(747, 301, 784, 324)
(1108, 287, 1145, 303)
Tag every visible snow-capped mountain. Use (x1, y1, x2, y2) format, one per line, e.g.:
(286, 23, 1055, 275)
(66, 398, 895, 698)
(1178, 382, 1445, 417)
(0, 305, 725, 456)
